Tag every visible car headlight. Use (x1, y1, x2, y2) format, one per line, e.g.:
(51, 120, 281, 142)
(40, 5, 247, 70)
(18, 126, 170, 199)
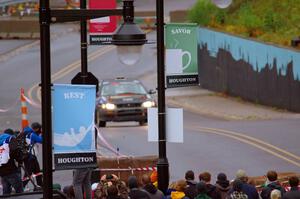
(101, 103, 116, 110)
(142, 101, 155, 108)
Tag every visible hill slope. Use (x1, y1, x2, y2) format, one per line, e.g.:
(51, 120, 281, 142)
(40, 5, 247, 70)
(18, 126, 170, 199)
(188, 0, 300, 47)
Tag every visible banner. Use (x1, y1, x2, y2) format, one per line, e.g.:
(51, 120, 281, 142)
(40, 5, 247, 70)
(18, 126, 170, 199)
(89, 0, 117, 45)
(52, 84, 97, 170)
(165, 23, 198, 88)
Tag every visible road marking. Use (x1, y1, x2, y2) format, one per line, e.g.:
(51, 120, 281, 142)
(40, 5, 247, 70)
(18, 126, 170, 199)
(28, 45, 115, 102)
(187, 126, 300, 168)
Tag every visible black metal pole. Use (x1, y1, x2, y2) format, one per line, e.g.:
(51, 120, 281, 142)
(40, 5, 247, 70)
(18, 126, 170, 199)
(80, 0, 88, 80)
(156, 0, 169, 193)
(39, 0, 53, 198)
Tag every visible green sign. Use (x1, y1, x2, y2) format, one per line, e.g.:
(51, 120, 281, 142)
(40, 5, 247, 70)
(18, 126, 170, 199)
(165, 23, 198, 87)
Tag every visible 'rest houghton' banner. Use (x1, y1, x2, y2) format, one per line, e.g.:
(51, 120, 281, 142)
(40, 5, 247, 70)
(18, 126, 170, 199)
(165, 23, 198, 88)
(52, 84, 97, 170)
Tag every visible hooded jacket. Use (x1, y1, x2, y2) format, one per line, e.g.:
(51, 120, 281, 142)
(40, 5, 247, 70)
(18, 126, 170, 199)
(185, 180, 198, 199)
(195, 193, 212, 199)
(143, 183, 164, 199)
(215, 182, 231, 199)
(206, 184, 222, 199)
(261, 181, 286, 199)
(169, 191, 189, 199)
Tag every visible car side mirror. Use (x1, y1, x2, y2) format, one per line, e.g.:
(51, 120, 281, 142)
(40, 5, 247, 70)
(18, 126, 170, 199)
(148, 89, 156, 94)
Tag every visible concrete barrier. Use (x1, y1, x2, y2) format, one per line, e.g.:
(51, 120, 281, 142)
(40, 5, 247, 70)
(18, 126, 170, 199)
(170, 10, 188, 23)
(0, 17, 39, 39)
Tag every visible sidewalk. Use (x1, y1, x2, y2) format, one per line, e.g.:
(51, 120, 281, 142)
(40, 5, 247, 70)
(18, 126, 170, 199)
(142, 73, 300, 121)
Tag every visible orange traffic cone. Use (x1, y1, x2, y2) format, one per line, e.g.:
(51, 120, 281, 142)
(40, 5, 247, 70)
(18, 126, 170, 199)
(20, 88, 29, 129)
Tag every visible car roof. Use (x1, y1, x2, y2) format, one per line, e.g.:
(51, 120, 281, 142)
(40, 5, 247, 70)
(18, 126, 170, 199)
(100, 78, 141, 84)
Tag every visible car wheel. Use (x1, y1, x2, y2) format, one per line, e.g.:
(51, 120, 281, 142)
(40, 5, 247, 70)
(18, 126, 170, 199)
(99, 121, 106, 127)
(139, 120, 147, 126)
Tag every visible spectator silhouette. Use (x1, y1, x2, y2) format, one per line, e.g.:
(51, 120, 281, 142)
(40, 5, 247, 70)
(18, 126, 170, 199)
(282, 176, 300, 199)
(228, 169, 259, 199)
(229, 179, 248, 199)
(199, 171, 221, 199)
(166, 179, 189, 199)
(261, 170, 286, 199)
(271, 190, 282, 199)
(195, 181, 211, 199)
(128, 175, 150, 199)
(215, 173, 231, 199)
(184, 170, 198, 199)
(141, 174, 164, 199)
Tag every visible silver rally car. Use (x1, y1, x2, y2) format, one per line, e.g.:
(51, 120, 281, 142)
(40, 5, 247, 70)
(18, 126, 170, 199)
(96, 78, 156, 127)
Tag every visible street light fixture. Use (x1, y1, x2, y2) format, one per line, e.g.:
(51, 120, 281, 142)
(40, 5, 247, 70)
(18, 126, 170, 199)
(39, 0, 146, 198)
(112, 0, 147, 65)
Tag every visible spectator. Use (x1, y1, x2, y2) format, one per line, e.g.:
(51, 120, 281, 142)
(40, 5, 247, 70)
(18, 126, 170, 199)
(271, 190, 282, 199)
(128, 175, 150, 199)
(166, 181, 177, 197)
(229, 179, 248, 199)
(184, 170, 198, 199)
(228, 169, 258, 199)
(195, 181, 211, 199)
(141, 174, 164, 199)
(215, 173, 231, 199)
(0, 129, 23, 195)
(282, 176, 300, 199)
(261, 170, 286, 199)
(107, 185, 122, 199)
(94, 174, 128, 199)
(23, 126, 43, 188)
(166, 179, 189, 199)
(199, 171, 221, 199)
(151, 171, 158, 188)
(73, 168, 92, 199)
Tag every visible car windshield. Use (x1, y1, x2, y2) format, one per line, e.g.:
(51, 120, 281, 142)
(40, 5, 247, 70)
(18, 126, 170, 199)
(101, 81, 147, 96)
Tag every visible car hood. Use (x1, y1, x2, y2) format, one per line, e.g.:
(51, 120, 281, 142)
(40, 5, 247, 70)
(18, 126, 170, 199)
(101, 94, 151, 104)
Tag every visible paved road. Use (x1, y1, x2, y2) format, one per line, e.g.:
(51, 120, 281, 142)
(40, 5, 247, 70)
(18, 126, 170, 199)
(0, 0, 299, 197)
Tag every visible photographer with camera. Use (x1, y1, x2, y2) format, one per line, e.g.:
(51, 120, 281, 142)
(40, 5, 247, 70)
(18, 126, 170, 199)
(23, 123, 43, 188)
(0, 128, 23, 195)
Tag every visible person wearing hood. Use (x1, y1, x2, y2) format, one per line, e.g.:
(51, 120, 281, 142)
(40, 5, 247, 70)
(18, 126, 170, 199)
(167, 179, 189, 199)
(195, 181, 212, 199)
(184, 170, 198, 199)
(261, 170, 286, 199)
(22, 125, 43, 188)
(215, 173, 231, 199)
(141, 174, 164, 199)
(199, 171, 222, 199)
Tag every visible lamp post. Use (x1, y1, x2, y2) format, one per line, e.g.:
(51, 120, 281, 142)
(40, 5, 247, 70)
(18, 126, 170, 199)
(156, 0, 169, 193)
(39, 0, 146, 198)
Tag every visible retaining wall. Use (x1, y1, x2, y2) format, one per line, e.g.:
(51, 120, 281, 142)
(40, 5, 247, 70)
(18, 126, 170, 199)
(198, 28, 300, 112)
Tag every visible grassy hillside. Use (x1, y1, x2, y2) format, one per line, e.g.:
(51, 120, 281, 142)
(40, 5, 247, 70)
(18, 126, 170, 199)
(187, 0, 300, 47)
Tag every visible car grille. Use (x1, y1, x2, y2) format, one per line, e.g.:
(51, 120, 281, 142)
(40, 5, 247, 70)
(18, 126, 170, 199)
(117, 103, 141, 108)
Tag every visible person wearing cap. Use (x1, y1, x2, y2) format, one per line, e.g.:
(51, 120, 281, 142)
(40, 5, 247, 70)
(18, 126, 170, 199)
(228, 169, 258, 199)
(0, 129, 23, 195)
(215, 173, 231, 199)
(184, 170, 198, 199)
(261, 170, 286, 199)
(22, 125, 43, 188)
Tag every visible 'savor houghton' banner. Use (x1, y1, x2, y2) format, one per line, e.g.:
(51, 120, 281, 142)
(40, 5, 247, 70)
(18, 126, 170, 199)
(165, 23, 198, 88)
(52, 84, 97, 170)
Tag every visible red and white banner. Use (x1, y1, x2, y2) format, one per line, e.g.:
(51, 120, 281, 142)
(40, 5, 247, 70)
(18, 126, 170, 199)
(89, 0, 117, 45)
